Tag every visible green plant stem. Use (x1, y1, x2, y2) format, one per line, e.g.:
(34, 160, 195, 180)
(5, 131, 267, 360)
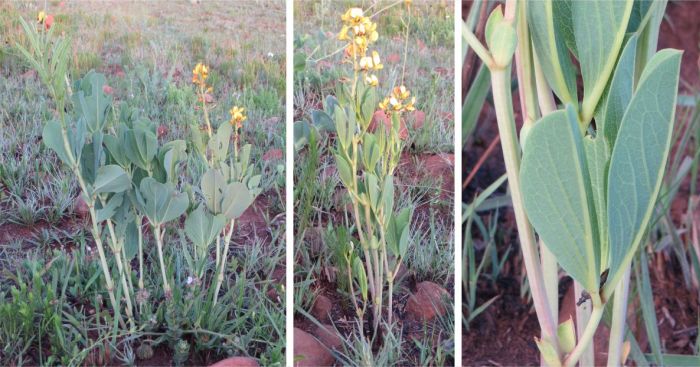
(153, 225, 171, 295)
(57, 124, 124, 328)
(137, 216, 145, 290)
(104, 217, 135, 329)
(213, 219, 236, 306)
(491, 68, 559, 352)
(607, 265, 631, 367)
(533, 52, 557, 114)
(574, 281, 594, 366)
(564, 301, 604, 367)
(463, 28, 494, 69)
(541, 245, 559, 325)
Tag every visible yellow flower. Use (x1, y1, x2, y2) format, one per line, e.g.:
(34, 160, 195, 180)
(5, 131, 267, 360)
(392, 85, 410, 100)
(389, 97, 403, 111)
(341, 8, 364, 25)
(378, 97, 390, 111)
(365, 74, 379, 87)
(229, 106, 246, 128)
(371, 51, 383, 70)
(192, 62, 209, 86)
(338, 25, 350, 41)
(37, 11, 46, 23)
(359, 51, 383, 71)
(404, 97, 416, 112)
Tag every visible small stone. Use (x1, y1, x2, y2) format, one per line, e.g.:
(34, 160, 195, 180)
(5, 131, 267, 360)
(386, 53, 401, 64)
(311, 294, 333, 323)
(411, 110, 426, 130)
(74, 196, 89, 218)
(294, 328, 334, 367)
(405, 281, 451, 322)
(157, 124, 169, 138)
(312, 324, 343, 351)
(135, 343, 154, 360)
(209, 357, 260, 367)
(303, 227, 325, 256)
(369, 110, 408, 140)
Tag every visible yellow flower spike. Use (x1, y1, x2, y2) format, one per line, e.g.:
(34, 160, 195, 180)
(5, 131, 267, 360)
(229, 106, 247, 128)
(192, 63, 209, 86)
(371, 51, 383, 70)
(37, 11, 46, 23)
(365, 74, 379, 87)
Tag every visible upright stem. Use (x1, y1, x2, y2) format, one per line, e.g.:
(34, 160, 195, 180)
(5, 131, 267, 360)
(58, 126, 124, 328)
(102, 208, 135, 328)
(541, 245, 559, 326)
(154, 225, 171, 295)
(564, 301, 604, 367)
(607, 266, 631, 367)
(491, 68, 559, 350)
(213, 219, 236, 306)
(574, 281, 594, 366)
(137, 216, 145, 290)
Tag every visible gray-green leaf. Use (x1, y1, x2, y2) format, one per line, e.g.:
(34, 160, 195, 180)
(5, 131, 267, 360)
(521, 106, 599, 291)
(573, 0, 633, 119)
(185, 204, 227, 249)
(221, 182, 254, 220)
(606, 49, 681, 278)
(93, 165, 131, 195)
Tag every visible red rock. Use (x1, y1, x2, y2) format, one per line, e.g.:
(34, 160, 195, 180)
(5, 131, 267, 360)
(311, 294, 332, 323)
(262, 148, 284, 161)
(209, 357, 260, 367)
(411, 110, 426, 130)
(312, 324, 343, 350)
(293, 328, 334, 367)
(74, 196, 89, 218)
(157, 124, 169, 138)
(387, 53, 401, 64)
(368, 110, 408, 140)
(405, 281, 451, 322)
(21, 70, 37, 79)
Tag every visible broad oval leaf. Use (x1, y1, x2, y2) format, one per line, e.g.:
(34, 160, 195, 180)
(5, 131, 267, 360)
(521, 106, 599, 291)
(185, 204, 227, 250)
(606, 49, 681, 278)
(221, 182, 254, 220)
(93, 165, 131, 195)
(139, 177, 189, 225)
(597, 34, 638, 147)
(43, 120, 71, 165)
(201, 169, 226, 214)
(573, 0, 633, 120)
(527, 0, 578, 105)
(72, 71, 112, 134)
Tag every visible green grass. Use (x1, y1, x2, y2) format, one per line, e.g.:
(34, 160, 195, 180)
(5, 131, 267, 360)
(0, 1, 285, 365)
